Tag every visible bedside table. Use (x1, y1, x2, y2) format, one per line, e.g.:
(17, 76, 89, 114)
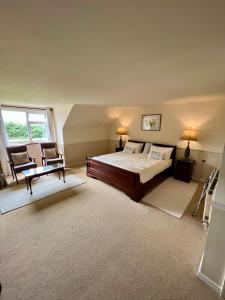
(174, 159, 196, 183)
(116, 147, 124, 152)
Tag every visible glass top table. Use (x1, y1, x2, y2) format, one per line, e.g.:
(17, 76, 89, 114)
(22, 164, 65, 194)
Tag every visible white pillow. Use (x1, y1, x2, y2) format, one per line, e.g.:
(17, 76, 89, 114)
(142, 142, 152, 154)
(164, 147, 174, 160)
(149, 150, 164, 160)
(123, 142, 143, 154)
(148, 145, 173, 160)
(123, 146, 135, 154)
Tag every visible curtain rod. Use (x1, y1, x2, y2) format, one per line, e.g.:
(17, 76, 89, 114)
(0, 104, 53, 111)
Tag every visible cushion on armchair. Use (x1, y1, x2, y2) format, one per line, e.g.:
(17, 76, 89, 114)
(44, 148, 57, 159)
(11, 152, 30, 165)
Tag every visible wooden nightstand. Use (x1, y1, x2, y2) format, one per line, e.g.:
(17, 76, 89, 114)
(115, 147, 124, 152)
(174, 159, 196, 183)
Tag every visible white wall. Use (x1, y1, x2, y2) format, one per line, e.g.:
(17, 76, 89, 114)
(110, 100, 225, 153)
(198, 146, 225, 295)
(62, 105, 123, 165)
(63, 105, 123, 143)
(52, 104, 73, 151)
(109, 100, 225, 179)
(53, 101, 225, 171)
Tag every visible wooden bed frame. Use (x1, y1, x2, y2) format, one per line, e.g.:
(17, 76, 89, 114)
(86, 141, 176, 202)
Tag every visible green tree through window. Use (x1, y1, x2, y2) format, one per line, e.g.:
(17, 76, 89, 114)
(2, 108, 49, 144)
(5, 122, 28, 140)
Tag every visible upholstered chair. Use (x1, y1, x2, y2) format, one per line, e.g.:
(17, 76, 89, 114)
(6, 145, 37, 184)
(40, 142, 63, 166)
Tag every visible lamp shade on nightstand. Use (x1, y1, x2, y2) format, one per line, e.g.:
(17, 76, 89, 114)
(116, 127, 128, 136)
(116, 127, 128, 148)
(181, 129, 198, 142)
(180, 128, 198, 160)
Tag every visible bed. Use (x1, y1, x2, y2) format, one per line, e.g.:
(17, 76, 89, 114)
(86, 141, 176, 202)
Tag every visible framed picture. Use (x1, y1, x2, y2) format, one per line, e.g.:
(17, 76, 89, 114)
(141, 114, 161, 131)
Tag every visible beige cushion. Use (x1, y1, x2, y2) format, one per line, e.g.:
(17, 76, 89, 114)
(11, 152, 30, 165)
(44, 148, 57, 159)
(123, 146, 135, 154)
(123, 142, 143, 154)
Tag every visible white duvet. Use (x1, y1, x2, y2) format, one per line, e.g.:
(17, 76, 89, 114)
(92, 152, 172, 183)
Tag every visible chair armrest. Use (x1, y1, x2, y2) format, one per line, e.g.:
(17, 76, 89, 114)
(7, 161, 14, 166)
(29, 156, 36, 162)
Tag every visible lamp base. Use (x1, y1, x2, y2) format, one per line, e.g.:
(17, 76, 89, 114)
(119, 136, 123, 148)
(184, 141, 190, 160)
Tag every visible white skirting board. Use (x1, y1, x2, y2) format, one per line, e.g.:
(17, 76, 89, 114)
(222, 283, 225, 298)
(197, 254, 223, 296)
(197, 271, 222, 295)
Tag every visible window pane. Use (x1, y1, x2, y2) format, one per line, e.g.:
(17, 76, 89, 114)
(2, 110, 29, 144)
(28, 112, 46, 122)
(30, 124, 48, 141)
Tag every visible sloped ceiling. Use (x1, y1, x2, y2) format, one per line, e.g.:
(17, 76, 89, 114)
(63, 105, 124, 144)
(0, 0, 225, 106)
(64, 105, 123, 127)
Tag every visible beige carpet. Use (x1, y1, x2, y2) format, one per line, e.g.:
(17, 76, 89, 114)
(142, 177, 198, 218)
(0, 168, 219, 300)
(0, 172, 86, 214)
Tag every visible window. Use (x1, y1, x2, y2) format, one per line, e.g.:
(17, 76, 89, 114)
(2, 107, 50, 145)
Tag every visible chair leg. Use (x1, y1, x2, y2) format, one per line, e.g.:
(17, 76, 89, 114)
(15, 172, 19, 184)
(10, 166, 15, 179)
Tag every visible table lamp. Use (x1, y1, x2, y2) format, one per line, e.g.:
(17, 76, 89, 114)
(116, 127, 128, 148)
(181, 128, 198, 160)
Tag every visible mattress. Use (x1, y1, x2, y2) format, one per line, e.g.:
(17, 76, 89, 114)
(92, 152, 172, 183)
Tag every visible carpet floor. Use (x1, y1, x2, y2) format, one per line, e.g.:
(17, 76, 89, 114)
(0, 168, 220, 300)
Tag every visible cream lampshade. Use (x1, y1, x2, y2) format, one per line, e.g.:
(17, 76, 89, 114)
(181, 128, 198, 159)
(116, 127, 128, 148)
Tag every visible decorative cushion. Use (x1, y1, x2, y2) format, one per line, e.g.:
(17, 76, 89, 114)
(11, 152, 30, 165)
(148, 145, 173, 160)
(123, 142, 143, 154)
(149, 150, 164, 160)
(123, 146, 135, 154)
(44, 148, 57, 159)
(142, 142, 152, 154)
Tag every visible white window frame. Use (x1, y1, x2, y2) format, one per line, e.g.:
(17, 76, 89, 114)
(2, 106, 50, 145)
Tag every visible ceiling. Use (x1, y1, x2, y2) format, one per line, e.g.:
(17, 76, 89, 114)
(0, 0, 225, 106)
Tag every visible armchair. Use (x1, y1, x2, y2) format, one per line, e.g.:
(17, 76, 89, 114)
(6, 145, 37, 184)
(40, 142, 63, 166)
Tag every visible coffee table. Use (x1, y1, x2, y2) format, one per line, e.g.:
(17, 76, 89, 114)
(22, 164, 66, 195)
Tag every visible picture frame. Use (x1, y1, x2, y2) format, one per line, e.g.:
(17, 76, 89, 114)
(141, 114, 161, 131)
